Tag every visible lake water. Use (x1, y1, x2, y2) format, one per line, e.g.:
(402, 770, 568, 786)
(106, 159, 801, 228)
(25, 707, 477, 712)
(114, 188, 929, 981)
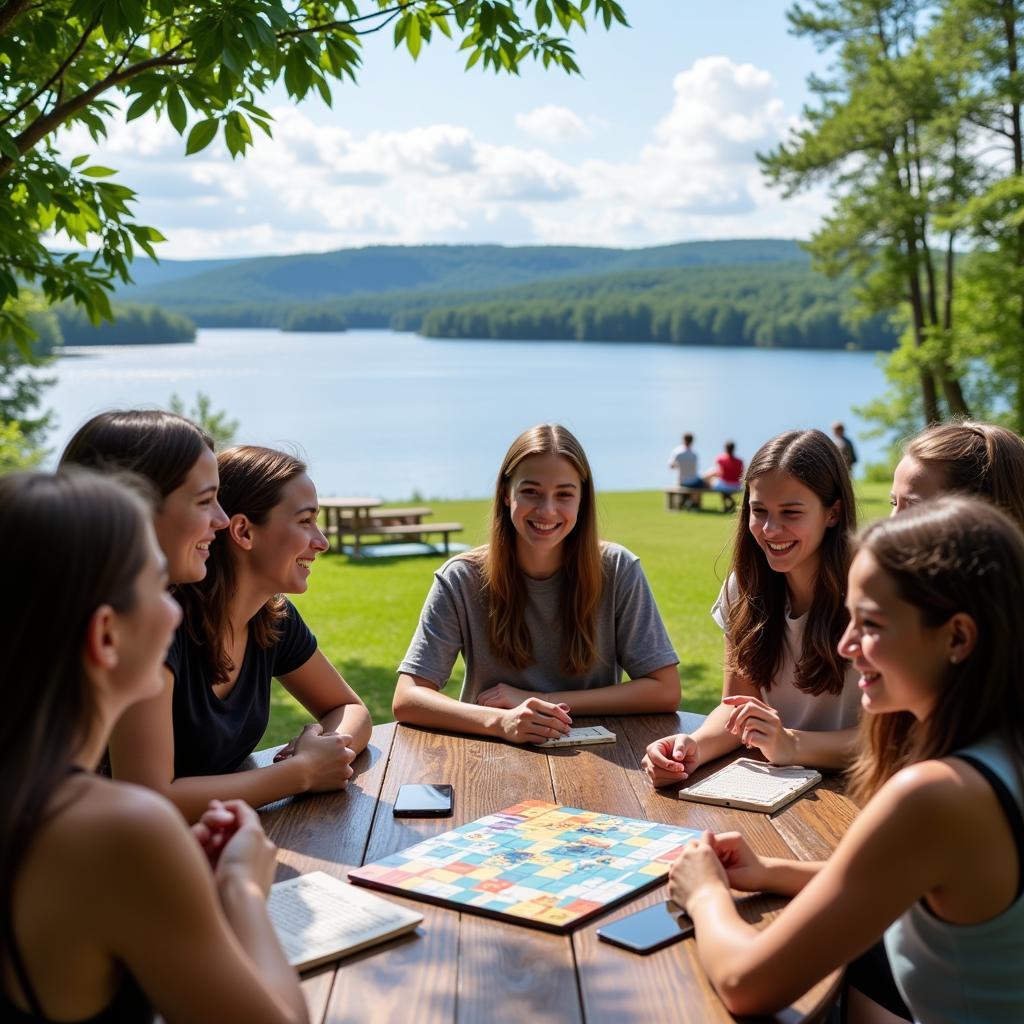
(47, 328, 889, 498)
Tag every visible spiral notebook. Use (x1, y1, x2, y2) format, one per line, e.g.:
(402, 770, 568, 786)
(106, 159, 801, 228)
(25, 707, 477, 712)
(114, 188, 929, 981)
(677, 758, 822, 813)
(268, 871, 423, 971)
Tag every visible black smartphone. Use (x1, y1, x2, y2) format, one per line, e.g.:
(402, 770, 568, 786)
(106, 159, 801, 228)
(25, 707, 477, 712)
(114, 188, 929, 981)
(393, 783, 455, 818)
(596, 900, 694, 954)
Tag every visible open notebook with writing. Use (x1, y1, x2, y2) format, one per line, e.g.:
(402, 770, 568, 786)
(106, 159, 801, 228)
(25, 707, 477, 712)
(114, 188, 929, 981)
(677, 758, 822, 814)
(268, 871, 423, 971)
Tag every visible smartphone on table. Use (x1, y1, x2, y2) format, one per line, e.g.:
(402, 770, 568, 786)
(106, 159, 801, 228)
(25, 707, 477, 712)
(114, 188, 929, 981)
(393, 783, 455, 818)
(596, 900, 694, 954)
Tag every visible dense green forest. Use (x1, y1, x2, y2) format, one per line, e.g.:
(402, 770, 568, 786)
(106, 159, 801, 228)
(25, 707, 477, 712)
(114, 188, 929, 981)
(416, 263, 896, 349)
(136, 256, 895, 350)
(56, 303, 196, 346)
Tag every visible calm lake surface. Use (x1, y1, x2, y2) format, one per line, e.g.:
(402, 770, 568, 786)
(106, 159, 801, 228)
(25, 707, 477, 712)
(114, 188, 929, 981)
(48, 328, 889, 498)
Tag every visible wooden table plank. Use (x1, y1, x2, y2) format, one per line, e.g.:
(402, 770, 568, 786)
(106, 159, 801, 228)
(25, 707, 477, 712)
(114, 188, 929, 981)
(566, 713, 845, 1024)
(359, 725, 583, 1024)
(254, 722, 398, 881)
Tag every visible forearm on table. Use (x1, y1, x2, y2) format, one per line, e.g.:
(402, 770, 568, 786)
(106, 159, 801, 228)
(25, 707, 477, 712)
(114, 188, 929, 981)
(758, 857, 823, 896)
(689, 704, 743, 763)
(543, 675, 679, 715)
(393, 677, 504, 738)
(788, 726, 858, 770)
(686, 885, 761, 997)
(168, 760, 312, 823)
(318, 702, 372, 753)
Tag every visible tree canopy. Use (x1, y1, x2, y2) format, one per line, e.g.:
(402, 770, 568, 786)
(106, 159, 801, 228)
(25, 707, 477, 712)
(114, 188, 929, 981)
(764, 0, 1024, 435)
(0, 0, 628, 350)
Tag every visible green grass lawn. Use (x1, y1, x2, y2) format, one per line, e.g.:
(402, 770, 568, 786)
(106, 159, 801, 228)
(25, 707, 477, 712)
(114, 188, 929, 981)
(272, 482, 892, 746)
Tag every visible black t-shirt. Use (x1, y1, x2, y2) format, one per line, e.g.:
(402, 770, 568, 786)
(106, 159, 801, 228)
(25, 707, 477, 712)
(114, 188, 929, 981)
(168, 600, 317, 778)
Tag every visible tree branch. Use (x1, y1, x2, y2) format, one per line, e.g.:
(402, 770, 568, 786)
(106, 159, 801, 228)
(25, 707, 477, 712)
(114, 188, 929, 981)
(1, 43, 191, 178)
(0, 15, 100, 130)
(0, 0, 33, 36)
(279, 0, 450, 40)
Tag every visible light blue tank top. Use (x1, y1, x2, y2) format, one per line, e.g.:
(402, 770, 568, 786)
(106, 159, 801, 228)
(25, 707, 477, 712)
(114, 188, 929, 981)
(884, 737, 1024, 1023)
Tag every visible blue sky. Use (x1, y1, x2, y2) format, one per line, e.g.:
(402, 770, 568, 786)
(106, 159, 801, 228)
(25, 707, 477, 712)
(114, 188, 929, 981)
(58, 1, 834, 259)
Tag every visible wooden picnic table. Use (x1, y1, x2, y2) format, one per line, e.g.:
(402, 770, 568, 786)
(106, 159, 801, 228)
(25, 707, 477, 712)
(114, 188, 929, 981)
(252, 711, 857, 1023)
(318, 497, 382, 556)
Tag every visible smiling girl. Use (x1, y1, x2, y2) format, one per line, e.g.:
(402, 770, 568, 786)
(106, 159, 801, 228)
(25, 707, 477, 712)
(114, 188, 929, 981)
(393, 424, 679, 744)
(60, 409, 230, 584)
(667, 496, 1024, 1022)
(890, 420, 1024, 528)
(644, 429, 859, 785)
(109, 446, 371, 822)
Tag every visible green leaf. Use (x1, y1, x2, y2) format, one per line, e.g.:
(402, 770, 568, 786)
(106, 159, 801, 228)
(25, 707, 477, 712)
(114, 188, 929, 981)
(166, 89, 187, 134)
(185, 118, 219, 155)
(406, 15, 422, 59)
(126, 89, 160, 122)
(70, 154, 89, 169)
(81, 166, 117, 177)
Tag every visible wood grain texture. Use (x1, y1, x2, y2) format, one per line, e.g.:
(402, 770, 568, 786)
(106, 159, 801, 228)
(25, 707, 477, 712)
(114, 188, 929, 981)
(259, 723, 398, 881)
(246, 714, 856, 1023)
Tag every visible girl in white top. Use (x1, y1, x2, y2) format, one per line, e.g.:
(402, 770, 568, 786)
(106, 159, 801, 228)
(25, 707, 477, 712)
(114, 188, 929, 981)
(644, 429, 860, 785)
(666, 496, 1024, 1023)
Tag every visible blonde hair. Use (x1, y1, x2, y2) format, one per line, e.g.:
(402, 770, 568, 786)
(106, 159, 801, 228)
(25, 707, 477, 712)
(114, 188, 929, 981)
(468, 424, 603, 676)
(904, 421, 1024, 530)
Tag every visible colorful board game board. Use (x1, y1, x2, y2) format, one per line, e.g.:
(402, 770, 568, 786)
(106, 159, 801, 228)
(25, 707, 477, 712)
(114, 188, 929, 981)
(348, 800, 700, 933)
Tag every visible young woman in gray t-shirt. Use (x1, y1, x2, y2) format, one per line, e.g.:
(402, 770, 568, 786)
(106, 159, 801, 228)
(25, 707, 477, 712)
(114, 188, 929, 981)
(394, 424, 680, 743)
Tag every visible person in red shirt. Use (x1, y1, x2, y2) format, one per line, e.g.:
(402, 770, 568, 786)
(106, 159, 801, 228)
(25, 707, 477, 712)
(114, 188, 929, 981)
(704, 441, 744, 510)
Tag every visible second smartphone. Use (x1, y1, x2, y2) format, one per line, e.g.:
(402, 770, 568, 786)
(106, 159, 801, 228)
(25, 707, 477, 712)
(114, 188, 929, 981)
(596, 900, 694, 954)
(393, 783, 455, 817)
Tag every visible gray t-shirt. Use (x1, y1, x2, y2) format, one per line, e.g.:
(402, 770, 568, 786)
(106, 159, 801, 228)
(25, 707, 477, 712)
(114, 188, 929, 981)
(399, 542, 678, 703)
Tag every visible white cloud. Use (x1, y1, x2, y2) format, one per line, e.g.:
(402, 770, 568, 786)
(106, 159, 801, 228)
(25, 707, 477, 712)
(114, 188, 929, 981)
(51, 56, 826, 257)
(515, 105, 589, 143)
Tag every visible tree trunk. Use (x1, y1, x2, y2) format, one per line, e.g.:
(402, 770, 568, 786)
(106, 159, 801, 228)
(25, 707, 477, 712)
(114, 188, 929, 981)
(1001, 0, 1024, 432)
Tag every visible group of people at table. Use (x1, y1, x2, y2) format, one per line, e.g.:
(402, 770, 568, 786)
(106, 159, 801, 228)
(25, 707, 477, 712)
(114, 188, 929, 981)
(4, 410, 1024, 1024)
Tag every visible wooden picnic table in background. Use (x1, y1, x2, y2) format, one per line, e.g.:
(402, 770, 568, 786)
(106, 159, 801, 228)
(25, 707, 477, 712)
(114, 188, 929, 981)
(319, 497, 463, 558)
(250, 712, 858, 1023)
(318, 497, 382, 556)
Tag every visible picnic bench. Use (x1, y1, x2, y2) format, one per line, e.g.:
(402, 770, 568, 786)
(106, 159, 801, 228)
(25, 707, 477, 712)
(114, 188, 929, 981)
(665, 485, 740, 513)
(322, 499, 464, 557)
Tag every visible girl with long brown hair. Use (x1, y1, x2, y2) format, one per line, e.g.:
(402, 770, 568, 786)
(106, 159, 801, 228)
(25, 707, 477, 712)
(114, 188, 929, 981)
(0, 470, 306, 1024)
(108, 445, 371, 823)
(643, 429, 860, 784)
(393, 424, 679, 743)
(666, 496, 1024, 1022)
(890, 419, 1024, 528)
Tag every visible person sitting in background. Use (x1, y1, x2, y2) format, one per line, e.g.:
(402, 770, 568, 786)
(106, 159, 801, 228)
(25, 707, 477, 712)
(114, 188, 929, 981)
(0, 470, 306, 1024)
(831, 421, 857, 472)
(703, 440, 744, 512)
(890, 420, 1024, 529)
(668, 432, 705, 509)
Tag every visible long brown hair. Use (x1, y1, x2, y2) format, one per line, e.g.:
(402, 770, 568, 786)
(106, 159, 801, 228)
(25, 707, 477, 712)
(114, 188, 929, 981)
(176, 446, 305, 685)
(469, 424, 603, 676)
(727, 429, 855, 695)
(0, 471, 151, 1000)
(848, 496, 1024, 802)
(60, 409, 214, 502)
(904, 420, 1024, 530)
